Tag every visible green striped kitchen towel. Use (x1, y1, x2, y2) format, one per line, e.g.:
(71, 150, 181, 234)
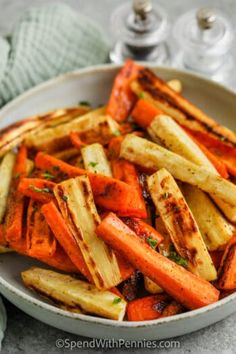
(0, 3, 109, 107)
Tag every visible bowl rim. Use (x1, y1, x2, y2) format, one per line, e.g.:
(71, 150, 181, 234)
(0, 63, 236, 328)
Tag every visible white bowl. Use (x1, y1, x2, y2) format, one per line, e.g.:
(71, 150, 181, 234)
(0, 64, 236, 340)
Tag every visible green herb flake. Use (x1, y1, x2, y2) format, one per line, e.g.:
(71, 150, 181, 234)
(14, 172, 21, 179)
(138, 91, 145, 99)
(162, 192, 170, 199)
(147, 237, 158, 249)
(168, 246, 188, 268)
(112, 297, 122, 305)
(79, 100, 91, 107)
(219, 136, 226, 141)
(89, 161, 98, 168)
(53, 166, 60, 171)
(62, 195, 68, 202)
(29, 185, 51, 194)
(42, 172, 55, 180)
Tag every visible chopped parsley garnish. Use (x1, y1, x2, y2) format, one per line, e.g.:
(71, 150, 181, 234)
(29, 185, 51, 194)
(138, 91, 145, 99)
(79, 100, 91, 106)
(168, 245, 188, 268)
(162, 192, 170, 199)
(62, 195, 68, 202)
(147, 237, 158, 249)
(42, 172, 55, 180)
(14, 172, 21, 179)
(53, 165, 60, 171)
(112, 297, 122, 305)
(89, 161, 98, 168)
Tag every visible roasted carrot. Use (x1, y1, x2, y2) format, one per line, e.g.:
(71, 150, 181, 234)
(106, 59, 142, 122)
(0, 225, 6, 246)
(4, 145, 27, 242)
(18, 178, 55, 203)
(122, 217, 163, 246)
(210, 251, 224, 270)
(184, 129, 229, 178)
(96, 213, 219, 310)
(218, 235, 236, 290)
(185, 128, 236, 176)
(127, 294, 170, 321)
(37, 244, 79, 273)
(131, 99, 163, 129)
(70, 132, 86, 150)
(26, 200, 56, 258)
(161, 301, 183, 318)
(35, 152, 147, 217)
(116, 253, 134, 281)
(111, 159, 147, 217)
(110, 287, 125, 299)
(42, 202, 92, 281)
(108, 136, 124, 159)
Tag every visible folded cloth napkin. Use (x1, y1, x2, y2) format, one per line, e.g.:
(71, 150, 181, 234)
(0, 2, 109, 347)
(0, 3, 109, 107)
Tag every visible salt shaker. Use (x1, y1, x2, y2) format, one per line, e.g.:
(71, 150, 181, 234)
(109, 0, 170, 64)
(172, 7, 234, 84)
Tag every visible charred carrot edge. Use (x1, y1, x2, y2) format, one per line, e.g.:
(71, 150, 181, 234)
(37, 244, 79, 273)
(70, 132, 86, 150)
(218, 235, 236, 290)
(122, 217, 163, 246)
(0, 225, 7, 246)
(161, 301, 183, 318)
(42, 202, 92, 281)
(106, 59, 142, 122)
(18, 178, 55, 203)
(210, 251, 224, 270)
(115, 252, 134, 281)
(35, 152, 147, 218)
(111, 159, 147, 217)
(184, 128, 229, 178)
(110, 287, 125, 300)
(4, 145, 28, 242)
(184, 128, 236, 176)
(26, 199, 57, 258)
(131, 99, 163, 129)
(108, 136, 124, 160)
(127, 294, 169, 321)
(96, 213, 219, 310)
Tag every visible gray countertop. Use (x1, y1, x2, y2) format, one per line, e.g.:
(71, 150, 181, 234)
(0, 0, 236, 353)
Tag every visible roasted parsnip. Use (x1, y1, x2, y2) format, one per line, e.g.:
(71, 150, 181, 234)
(148, 168, 217, 281)
(81, 143, 112, 176)
(182, 185, 234, 251)
(167, 79, 182, 93)
(25, 108, 119, 151)
(54, 176, 122, 289)
(120, 134, 236, 207)
(0, 152, 16, 223)
(22, 267, 126, 320)
(0, 107, 89, 158)
(148, 115, 236, 223)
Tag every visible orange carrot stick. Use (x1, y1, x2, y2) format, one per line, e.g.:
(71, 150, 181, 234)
(70, 132, 86, 150)
(131, 99, 163, 129)
(18, 178, 55, 203)
(185, 128, 236, 176)
(106, 59, 142, 122)
(96, 213, 219, 310)
(108, 136, 124, 160)
(218, 235, 236, 290)
(42, 202, 92, 280)
(4, 145, 28, 242)
(161, 301, 183, 318)
(122, 217, 163, 246)
(111, 159, 147, 217)
(26, 200, 56, 258)
(127, 294, 170, 321)
(210, 251, 224, 270)
(35, 152, 147, 217)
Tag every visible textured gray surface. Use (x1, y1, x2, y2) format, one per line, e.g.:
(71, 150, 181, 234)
(0, 0, 236, 353)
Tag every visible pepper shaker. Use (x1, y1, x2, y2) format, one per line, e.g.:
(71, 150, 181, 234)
(172, 7, 234, 84)
(109, 0, 170, 64)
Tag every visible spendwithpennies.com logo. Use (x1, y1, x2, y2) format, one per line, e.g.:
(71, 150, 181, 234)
(55, 338, 181, 350)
